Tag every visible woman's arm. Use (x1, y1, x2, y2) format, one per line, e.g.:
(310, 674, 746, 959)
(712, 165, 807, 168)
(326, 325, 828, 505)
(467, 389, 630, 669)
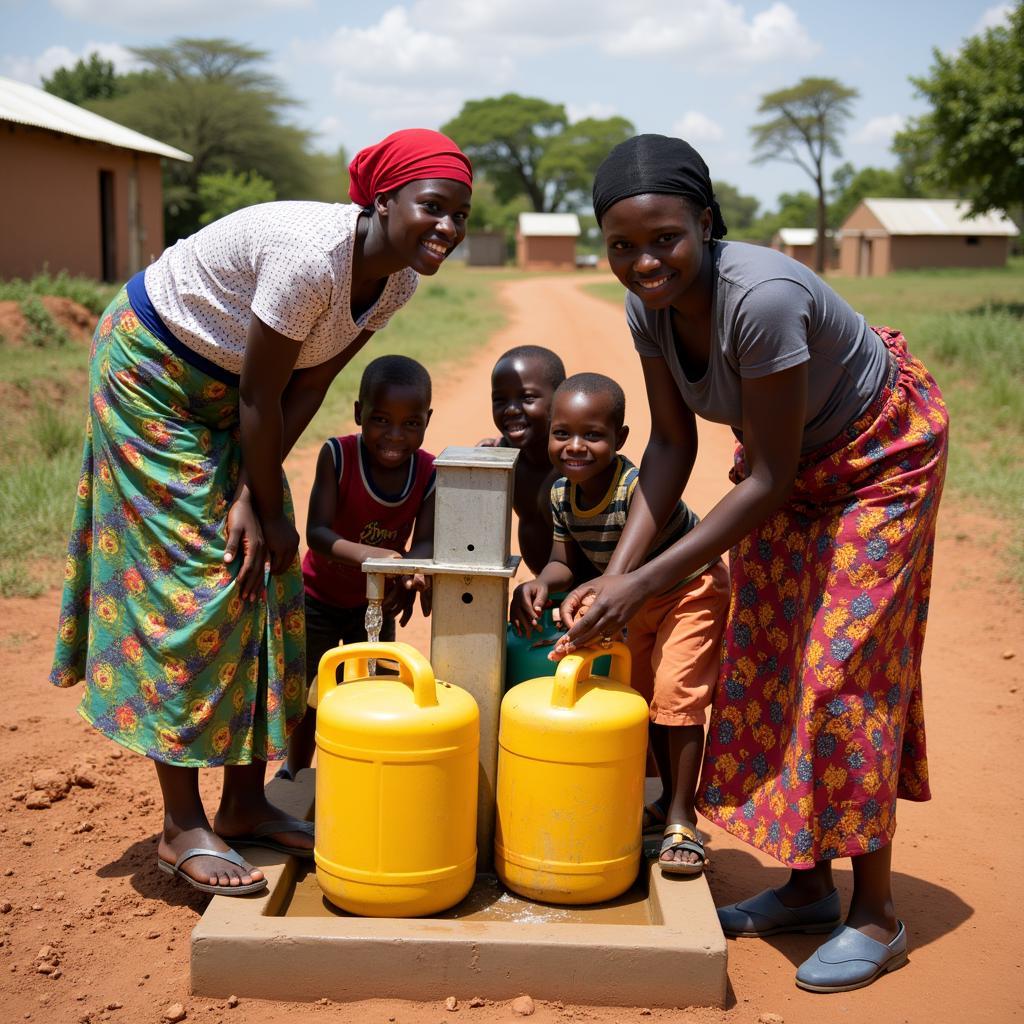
(235, 316, 375, 580)
(555, 361, 807, 652)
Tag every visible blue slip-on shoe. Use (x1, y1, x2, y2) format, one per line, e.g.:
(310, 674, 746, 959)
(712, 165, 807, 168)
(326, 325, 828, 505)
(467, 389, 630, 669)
(795, 921, 908, 993)
(717, 887, 841, 937)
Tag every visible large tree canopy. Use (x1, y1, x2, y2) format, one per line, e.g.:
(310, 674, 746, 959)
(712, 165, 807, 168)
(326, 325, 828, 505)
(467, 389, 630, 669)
(442, 94, 634, 212)
(751, 77, 858, 271)
(894, 3, 1023, 218)
(68, 39, 313, 240)
(42, 52, 123, 104)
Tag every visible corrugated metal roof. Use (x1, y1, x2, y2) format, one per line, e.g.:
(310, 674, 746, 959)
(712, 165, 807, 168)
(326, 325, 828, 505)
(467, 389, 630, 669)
(518, 212, 581, 237)
(777, 228, 819, 246)
(0, 75, 191, 162)
(860, 198, 1017, 236)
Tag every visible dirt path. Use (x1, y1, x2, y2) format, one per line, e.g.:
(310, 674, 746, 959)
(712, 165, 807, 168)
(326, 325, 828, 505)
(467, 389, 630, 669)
(2, 274, 1022, 1023)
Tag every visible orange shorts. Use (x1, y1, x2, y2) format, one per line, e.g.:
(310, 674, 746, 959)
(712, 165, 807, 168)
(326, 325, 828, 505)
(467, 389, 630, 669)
(625, 560, 730, 727)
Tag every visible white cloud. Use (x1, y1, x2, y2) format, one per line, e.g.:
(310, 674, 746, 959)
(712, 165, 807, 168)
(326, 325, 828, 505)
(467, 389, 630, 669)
(0, 40, 141, 85)
(602, 0, 818, 64)
(51, 0, 310, 25)
(566, 101, 618, 124)
(853, 114, 905, 146)
(972, 4, 1012, 34)
(672, 111, 724, 143)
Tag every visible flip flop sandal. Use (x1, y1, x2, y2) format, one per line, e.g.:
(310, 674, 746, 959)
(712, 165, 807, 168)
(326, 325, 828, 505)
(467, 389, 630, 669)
(219, 817, 315, 859)
(658, 823, 707, 876)
(157, 846, 269, 896)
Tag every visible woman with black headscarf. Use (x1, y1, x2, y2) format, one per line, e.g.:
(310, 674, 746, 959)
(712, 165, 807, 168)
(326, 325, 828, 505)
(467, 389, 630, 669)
(551, 135, 948, 994)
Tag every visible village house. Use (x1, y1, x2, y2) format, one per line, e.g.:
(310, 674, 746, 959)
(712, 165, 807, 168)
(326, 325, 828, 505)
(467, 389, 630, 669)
(0, 75, 190, 282)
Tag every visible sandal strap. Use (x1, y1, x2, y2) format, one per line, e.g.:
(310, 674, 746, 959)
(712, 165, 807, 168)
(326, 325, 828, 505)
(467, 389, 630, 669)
(660, 823, 706, 861)
(249, 818, 314, 838)
(174, 846, 249, 871)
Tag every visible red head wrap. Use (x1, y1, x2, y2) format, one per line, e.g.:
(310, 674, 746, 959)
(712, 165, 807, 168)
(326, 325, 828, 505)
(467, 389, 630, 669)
(348, 128, 473, 207)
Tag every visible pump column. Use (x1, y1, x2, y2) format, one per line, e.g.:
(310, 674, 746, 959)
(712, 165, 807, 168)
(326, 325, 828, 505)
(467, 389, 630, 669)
(429, 447, 518, 871)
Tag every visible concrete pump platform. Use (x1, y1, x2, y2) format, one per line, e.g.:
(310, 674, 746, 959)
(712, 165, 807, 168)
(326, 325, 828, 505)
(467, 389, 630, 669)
(190, 771, 728, 1008)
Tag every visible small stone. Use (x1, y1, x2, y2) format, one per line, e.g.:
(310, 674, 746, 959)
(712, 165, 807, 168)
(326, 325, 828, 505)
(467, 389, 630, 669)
(110, 750, 122, 760)
(639, 1011, 652, 1017)
(468, 997, 485, 1008)
(3, 869, 12, 876)
(445, 996, 458, 1011)
(73, 822, 95, 834)
(146, 931, 161, 940)
(1003, 650, 1015, 659)
(22, 839, 33, 847)
(511, 995, 535, 1016)
(226, 996, 238, 1008)
(759, 1015, 784, 1024)
(37, 946, 53, 959)
(162, 1005, 187, 1023)
(31, 903, 43, 911)
(8, 723, 17, 731)
(106, 1003, 122, 1011)
(49, 968, 62, 979)
(31, 770, 71, 801)
(71, 769, 97, 789)
(36, 963, 54, 975)
(25, 792, 52, 810)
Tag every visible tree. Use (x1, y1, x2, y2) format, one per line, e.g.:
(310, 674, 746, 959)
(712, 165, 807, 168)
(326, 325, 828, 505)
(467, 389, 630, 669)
(197, 170, 276, 225)
(81, 39, 313, 240)
(737, 190, 817, 244)
(894, 2, 1023, 218)
(42, 53, 122, 104)
(828, 162, 912, 228)
(713, 182, 760, 235)
(751, 77, 858, 271)
(443, 95, 634, 212)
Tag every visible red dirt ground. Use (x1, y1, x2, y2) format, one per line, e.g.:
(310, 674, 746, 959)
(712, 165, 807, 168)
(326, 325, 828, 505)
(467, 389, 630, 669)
(2, 275, 1021, 1024)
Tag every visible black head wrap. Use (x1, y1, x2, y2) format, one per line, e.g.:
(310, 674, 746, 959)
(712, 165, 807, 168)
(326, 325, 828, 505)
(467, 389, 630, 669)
(592, 134, 728, 238)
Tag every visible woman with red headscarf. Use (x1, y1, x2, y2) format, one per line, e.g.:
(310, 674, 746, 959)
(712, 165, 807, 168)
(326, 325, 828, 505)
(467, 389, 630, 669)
(50, 129, 472, 896)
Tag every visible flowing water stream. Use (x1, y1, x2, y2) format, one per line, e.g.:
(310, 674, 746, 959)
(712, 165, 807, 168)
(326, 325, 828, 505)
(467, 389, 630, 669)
(364, 597, 383, 676)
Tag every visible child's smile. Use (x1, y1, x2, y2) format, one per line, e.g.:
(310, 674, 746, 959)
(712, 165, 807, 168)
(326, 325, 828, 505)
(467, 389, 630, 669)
(548, 390, 628, 502)
(491, 358, 556, 455)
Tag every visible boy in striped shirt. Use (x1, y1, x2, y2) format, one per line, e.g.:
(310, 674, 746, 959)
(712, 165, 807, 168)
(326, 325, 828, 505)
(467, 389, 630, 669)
(510, 373, 729, 876)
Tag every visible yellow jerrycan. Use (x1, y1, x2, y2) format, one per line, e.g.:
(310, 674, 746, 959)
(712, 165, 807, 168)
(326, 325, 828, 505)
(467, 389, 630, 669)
(314, 641, 479, 917)
(494, 642, 648, 905)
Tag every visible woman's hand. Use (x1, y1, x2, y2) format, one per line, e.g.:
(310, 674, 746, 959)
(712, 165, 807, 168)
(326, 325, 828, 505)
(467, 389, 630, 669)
(510, 579, 549, 636)
(262, 514, 300, 575)
(224, 495, 265, 600)
(551, 573, 648, 659)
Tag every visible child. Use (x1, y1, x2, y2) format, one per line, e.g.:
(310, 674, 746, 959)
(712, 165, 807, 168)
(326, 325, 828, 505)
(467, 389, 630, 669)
(281, 355, 436, 779)
(480, 345, 566, 575)
(509, 373, 729, 875)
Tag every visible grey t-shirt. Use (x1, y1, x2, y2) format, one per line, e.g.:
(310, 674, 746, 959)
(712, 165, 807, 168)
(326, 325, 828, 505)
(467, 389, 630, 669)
(626, 241, 888, 452)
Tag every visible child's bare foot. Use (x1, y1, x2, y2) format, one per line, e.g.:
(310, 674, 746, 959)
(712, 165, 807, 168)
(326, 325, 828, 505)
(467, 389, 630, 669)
(158, 826, 265, 889)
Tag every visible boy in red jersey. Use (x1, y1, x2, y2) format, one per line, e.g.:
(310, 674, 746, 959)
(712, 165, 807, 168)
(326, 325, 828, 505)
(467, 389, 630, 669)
(280, 355, 436, 778)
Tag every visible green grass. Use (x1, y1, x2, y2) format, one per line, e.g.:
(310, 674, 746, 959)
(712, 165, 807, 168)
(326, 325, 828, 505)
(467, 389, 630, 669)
(0, 266, 505, 598)
(586, 258, 1024, 583)
(0, 269, 119, 316)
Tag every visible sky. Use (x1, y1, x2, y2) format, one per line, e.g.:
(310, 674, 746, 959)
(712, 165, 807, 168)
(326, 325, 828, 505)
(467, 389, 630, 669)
(0, 0, 1013, 212)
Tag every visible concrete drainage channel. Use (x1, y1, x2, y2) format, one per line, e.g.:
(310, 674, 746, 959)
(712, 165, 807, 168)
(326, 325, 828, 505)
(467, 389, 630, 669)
(191, 449, 727, 1008)
(189, 772, 727, 1009)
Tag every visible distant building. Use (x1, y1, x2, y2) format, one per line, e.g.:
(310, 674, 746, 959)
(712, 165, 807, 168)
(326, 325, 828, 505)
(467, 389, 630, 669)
(837, 198, 1018, 277)
(464, 231, 506, 267)
(0, 75, 191, 282)
(516, 212, 580, 270)
(772, 227, 838, 271)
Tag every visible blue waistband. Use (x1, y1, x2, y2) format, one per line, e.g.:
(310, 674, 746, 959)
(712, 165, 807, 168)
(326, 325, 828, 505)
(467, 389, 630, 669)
(125, 271, 240, 386)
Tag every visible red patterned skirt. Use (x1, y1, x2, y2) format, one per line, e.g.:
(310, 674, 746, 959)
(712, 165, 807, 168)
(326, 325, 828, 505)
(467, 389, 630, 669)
(696, 329, 948, 867)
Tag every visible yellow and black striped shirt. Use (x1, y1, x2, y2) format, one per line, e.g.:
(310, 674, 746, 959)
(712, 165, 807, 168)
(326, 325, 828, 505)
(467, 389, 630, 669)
(551, 455, 707, 583)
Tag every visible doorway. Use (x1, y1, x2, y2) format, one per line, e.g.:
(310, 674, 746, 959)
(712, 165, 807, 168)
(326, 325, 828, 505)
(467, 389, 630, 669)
(99, 170, 116, 282)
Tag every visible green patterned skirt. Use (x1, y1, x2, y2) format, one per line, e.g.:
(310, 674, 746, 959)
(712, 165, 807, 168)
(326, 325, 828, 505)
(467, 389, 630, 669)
(50, 288, 306, 767)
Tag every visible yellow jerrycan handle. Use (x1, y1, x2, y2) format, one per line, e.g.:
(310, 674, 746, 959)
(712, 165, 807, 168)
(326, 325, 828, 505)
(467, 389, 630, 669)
(551, 641, 631, 708)
(316, 641, 439, 708)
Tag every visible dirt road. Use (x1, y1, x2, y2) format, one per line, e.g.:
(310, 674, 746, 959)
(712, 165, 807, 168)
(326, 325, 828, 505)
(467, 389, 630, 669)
(2, 273, 1021, 1023)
